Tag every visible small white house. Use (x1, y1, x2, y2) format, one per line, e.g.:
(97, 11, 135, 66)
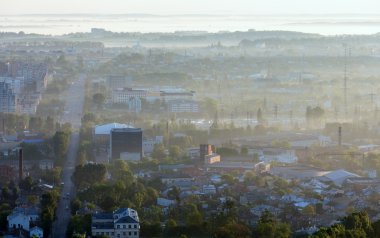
(30, 226, 43, 238)
(7, 207, 40, 232)
(7, 212, 30, 231)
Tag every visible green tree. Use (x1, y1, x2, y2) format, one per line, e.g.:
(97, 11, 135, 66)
(253, 210, 291, 238)
(169, 145, 182, 159)
(93, 93, 106, 109)
(186, 210, 203, 227)
(19, 176, 34, 191)
(167, 186, 181, 202)
(52, 131, 70, 158)
(215, 223, 251, 238)
(202, 97, 218, 118)
(66, 214, 91, 238)
(72, 163, 107, 189)
(45, 116, 55, 133)
(241, 146, 248, 155)
(302, 205, 316, 216)
(152, 143, 166, 160)
(0, 203, 12, 230)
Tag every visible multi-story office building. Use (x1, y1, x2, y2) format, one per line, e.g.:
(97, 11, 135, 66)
(168, 99, 199, 113)
(111, 88, 148, 104)
(110, 128, 143, 161)
(0, 61, 49, 114)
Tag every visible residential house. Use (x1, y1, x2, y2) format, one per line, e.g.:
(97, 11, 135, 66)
(7, 206, 39, 232)
(92, 208, 140, 238)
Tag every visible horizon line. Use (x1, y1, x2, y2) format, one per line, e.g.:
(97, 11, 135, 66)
(2, 13, 380, 17)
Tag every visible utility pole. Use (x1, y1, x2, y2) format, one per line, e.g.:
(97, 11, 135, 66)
(274, 104, 278, 120)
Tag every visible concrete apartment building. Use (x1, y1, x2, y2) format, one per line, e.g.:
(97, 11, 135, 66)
(0, 81, 18, 113)
(111, 88, 148, 104)
(168, 99, 199, 113)
(0, 61, 49, 114)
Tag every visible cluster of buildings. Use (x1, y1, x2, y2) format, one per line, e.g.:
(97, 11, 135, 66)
(93, 123, 164, 162)
(136, 145, 380, 234)
(7, 206, 43, 238)
(105, 76, 198, 113)
(0, 61, 49, 114)
(0, 131, 52, 183)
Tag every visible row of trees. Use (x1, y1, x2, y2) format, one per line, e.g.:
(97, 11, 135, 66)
(52, 128, 71, 166)
(40, 190, 60, 236)
(311, 211, 380, 238)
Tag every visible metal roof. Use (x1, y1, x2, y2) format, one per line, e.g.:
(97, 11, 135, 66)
(94, 123, 133, 135)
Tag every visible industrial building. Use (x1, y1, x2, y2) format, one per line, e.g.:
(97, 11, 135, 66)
(110, 128, 143, 161)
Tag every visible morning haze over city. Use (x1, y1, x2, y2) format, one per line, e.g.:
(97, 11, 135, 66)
(1, 1, 380, 238)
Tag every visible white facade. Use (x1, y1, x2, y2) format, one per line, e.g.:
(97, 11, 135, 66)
(7, 207, 39, 232)
(112, 88, 147, 104)
(263, 148, 298, 164)
(7, 213, 30, 231)
(249, 148, 298, 164)
(92, 208, 140, 238)
(143, 136, 163, 154)
(168, 100, 198, 113)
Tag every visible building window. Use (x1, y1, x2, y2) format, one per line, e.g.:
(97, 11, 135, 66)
(123, 225, 126, 228)
(117, 225, 120, 229)
(134, 231, 137, 236)
(128, 225, 131, 229)
(129, 232, 131, 236)
(123, 232, 126, 235)
(134, 224, 137, 229)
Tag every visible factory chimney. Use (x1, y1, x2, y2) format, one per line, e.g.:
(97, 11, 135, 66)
(338, 126, 342, 147)
(18, 148, 23, 181)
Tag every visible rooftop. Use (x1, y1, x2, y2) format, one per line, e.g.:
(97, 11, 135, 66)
(115, 216, 139, 224)
(94, 123, 133, 135)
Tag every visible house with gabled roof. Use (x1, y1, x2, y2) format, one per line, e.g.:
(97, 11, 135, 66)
(91, 207, 140, 238)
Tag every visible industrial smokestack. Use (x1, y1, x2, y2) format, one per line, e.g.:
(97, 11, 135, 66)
(18, 148, 23, 181)
(338, 126, 342, 147)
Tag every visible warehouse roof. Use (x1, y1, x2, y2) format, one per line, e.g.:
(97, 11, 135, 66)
(94, 123, 133, 135)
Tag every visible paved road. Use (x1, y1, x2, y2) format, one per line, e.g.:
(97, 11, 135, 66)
(51, 74, 86, 238)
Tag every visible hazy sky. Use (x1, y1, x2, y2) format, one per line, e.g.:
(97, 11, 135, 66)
(1, 0, 380, 15)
